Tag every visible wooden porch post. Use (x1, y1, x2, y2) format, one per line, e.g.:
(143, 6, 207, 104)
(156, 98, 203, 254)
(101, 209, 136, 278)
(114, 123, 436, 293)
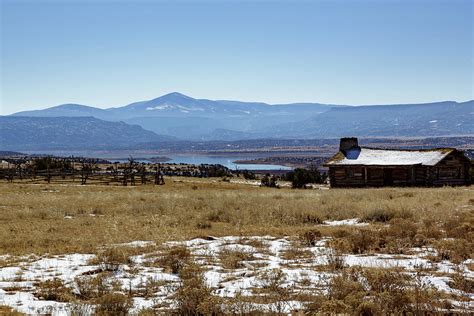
(364, 167, 368, 186)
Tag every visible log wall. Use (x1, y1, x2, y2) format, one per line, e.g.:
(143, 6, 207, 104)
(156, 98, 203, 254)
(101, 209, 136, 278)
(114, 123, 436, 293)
(329, 150, 471, 187)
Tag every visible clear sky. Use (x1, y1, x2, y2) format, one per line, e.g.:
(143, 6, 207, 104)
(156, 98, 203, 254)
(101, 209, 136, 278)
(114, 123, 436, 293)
(1, 0, 472, 115)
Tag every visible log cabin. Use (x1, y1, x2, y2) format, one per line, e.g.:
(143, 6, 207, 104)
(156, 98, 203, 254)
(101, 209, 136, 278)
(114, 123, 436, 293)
(324, 138, 471, 187)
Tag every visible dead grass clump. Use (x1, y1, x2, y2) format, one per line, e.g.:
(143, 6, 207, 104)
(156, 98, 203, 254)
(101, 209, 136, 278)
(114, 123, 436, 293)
(257, 269, 293, 313)
(362, 208, 397, 223)
(364, 208, 392, 222)
(296, 211, 323, 225)
(326, 249, 346, 271)
(96, 247, 132, 271)
(299, 229, 321, 247)
(156, 246, 191, 274)
(448, 270, 474, 293)
(328, 268, 365, 304)
(136, 277, 164, 299)
(0, 306, 23, 315)
(281, 244, 313, 261)
(363, 268, 412, 311)
(443, 212, 474, 239)
(386, 218, 418, 240)
(68, 303, 94, 316)
(328, 227, 352, 239)
(34, 278, 75, 302)
(418, 218, 443, 239)
(240, 238, 268, 252)
(435, 239, 472, 264)
(94, 293, 132, 315)
(219, 247, 255, 269)
(175, 263, 222, 315)
(308, 267, 439, 314)
(382, 218, 421, 253)
(195, 220, 212, 230)
(305, 268, 364, 313)
(355, 301, 382, 315)
(332, 220, 431, 255)
(206, 209, 231, 223)
(75, 273, 109, 300)
(343, 228, 379, 254)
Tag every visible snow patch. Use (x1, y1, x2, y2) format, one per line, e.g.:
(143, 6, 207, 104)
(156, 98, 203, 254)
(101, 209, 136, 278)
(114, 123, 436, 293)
(323, 218, 368, 226)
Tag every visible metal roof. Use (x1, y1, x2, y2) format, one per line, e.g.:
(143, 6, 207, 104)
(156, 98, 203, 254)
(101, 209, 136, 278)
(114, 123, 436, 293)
(324, 147, 454, 166)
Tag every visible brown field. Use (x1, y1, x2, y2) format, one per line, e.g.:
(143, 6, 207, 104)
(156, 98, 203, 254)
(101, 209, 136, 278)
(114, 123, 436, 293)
(0, 178, 472, 256)
(0, 179, 473, 314)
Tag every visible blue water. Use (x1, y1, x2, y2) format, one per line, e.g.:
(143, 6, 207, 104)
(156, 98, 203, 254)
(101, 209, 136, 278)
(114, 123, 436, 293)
(167, 155, 292, 171)
(112, 155, 292, 171)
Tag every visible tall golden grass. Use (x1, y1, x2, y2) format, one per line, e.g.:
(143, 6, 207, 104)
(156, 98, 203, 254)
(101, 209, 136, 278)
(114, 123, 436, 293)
(0, 179, 472, 256)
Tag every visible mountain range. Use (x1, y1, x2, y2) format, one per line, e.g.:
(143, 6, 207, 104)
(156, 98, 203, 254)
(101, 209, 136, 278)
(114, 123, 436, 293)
(0, 116, 174, 151)
(3, 92, 473, 150)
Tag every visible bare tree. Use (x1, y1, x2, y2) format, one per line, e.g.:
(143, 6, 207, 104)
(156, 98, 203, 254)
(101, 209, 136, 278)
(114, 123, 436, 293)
(154, 163, 164, 185)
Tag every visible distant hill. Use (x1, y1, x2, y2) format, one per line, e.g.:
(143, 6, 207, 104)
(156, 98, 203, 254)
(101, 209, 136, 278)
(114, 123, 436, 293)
(12, 104, 112, 119)
(9, 93, 473, 141)
(0, 150, 26, 157)
(273, 100, 474, 138)
(0, 116, 174, 151)
(11, 92, 339, 140)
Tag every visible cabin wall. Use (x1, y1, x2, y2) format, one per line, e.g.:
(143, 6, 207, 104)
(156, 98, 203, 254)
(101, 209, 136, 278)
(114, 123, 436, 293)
(327, 149, 471, 188)
(428, 151, 471, 186)
(329, 166, 365, 187)
(329, 166, 418, 187)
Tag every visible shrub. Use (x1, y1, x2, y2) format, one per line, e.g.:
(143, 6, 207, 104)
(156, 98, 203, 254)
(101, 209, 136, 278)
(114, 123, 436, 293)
(363, 208, 396, 223)
(219, 247, 255, 269)
(328, 268, 365, 302)
(242, 170, 256, 180)
(68, 303, 94, 316)
(260, 174, 279, 188)
(96, 247, 132, 271)
(206, 209, 231, 223)
(449, 269, 474, 293)
(284, 167, 326, 188)
(136, 277, 163, 299)
(94, 293, 132, 315)
(0, 306, 23, 315)
(156, 246, 191, 274)
(175, 263, 221, 315)
(281, 245, 313, 261)
(346, 228, 379, 254)
(435, 239, 472, 264)
(34, 278, 74, 302)
(318, 300, 351, 314)
(299, 229, 322, 247)
(75, 273, 109, 300)
(257, 269, 293, 313)
(195, 220, 212, 229)
(356, 301, 382, 315)
(295, 211, 323, 225)
(326, 249, 346, 271)
(443, 213, 473, 239)
(363, 268, 413, 312)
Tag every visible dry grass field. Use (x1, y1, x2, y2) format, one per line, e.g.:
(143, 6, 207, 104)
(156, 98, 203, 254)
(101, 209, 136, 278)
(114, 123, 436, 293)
(0, 179, 472, 256)
(0, 179, 473, 314)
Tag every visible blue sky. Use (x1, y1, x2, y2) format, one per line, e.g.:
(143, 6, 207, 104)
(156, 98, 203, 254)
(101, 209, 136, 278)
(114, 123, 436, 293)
(1, 0, 472, 114)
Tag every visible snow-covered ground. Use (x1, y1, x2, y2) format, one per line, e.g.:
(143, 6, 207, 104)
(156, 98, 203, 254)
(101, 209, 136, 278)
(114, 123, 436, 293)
(322, 218, 369, 226)
(0, 236, 472, 314)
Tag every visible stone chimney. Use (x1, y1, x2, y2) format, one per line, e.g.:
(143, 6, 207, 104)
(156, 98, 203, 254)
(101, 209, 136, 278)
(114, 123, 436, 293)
(339, 137, 359, 153)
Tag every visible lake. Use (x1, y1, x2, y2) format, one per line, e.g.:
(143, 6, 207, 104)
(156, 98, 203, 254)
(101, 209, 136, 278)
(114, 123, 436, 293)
(166, 155, 292, 171)
(111, 155, 292, 171)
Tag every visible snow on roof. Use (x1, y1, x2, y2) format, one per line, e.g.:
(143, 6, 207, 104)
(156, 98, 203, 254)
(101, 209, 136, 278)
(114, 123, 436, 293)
(325, 147, 453, 166)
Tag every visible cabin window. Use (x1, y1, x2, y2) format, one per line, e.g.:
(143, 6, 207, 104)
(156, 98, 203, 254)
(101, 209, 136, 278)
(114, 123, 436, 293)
(346, 169, 354, 177)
